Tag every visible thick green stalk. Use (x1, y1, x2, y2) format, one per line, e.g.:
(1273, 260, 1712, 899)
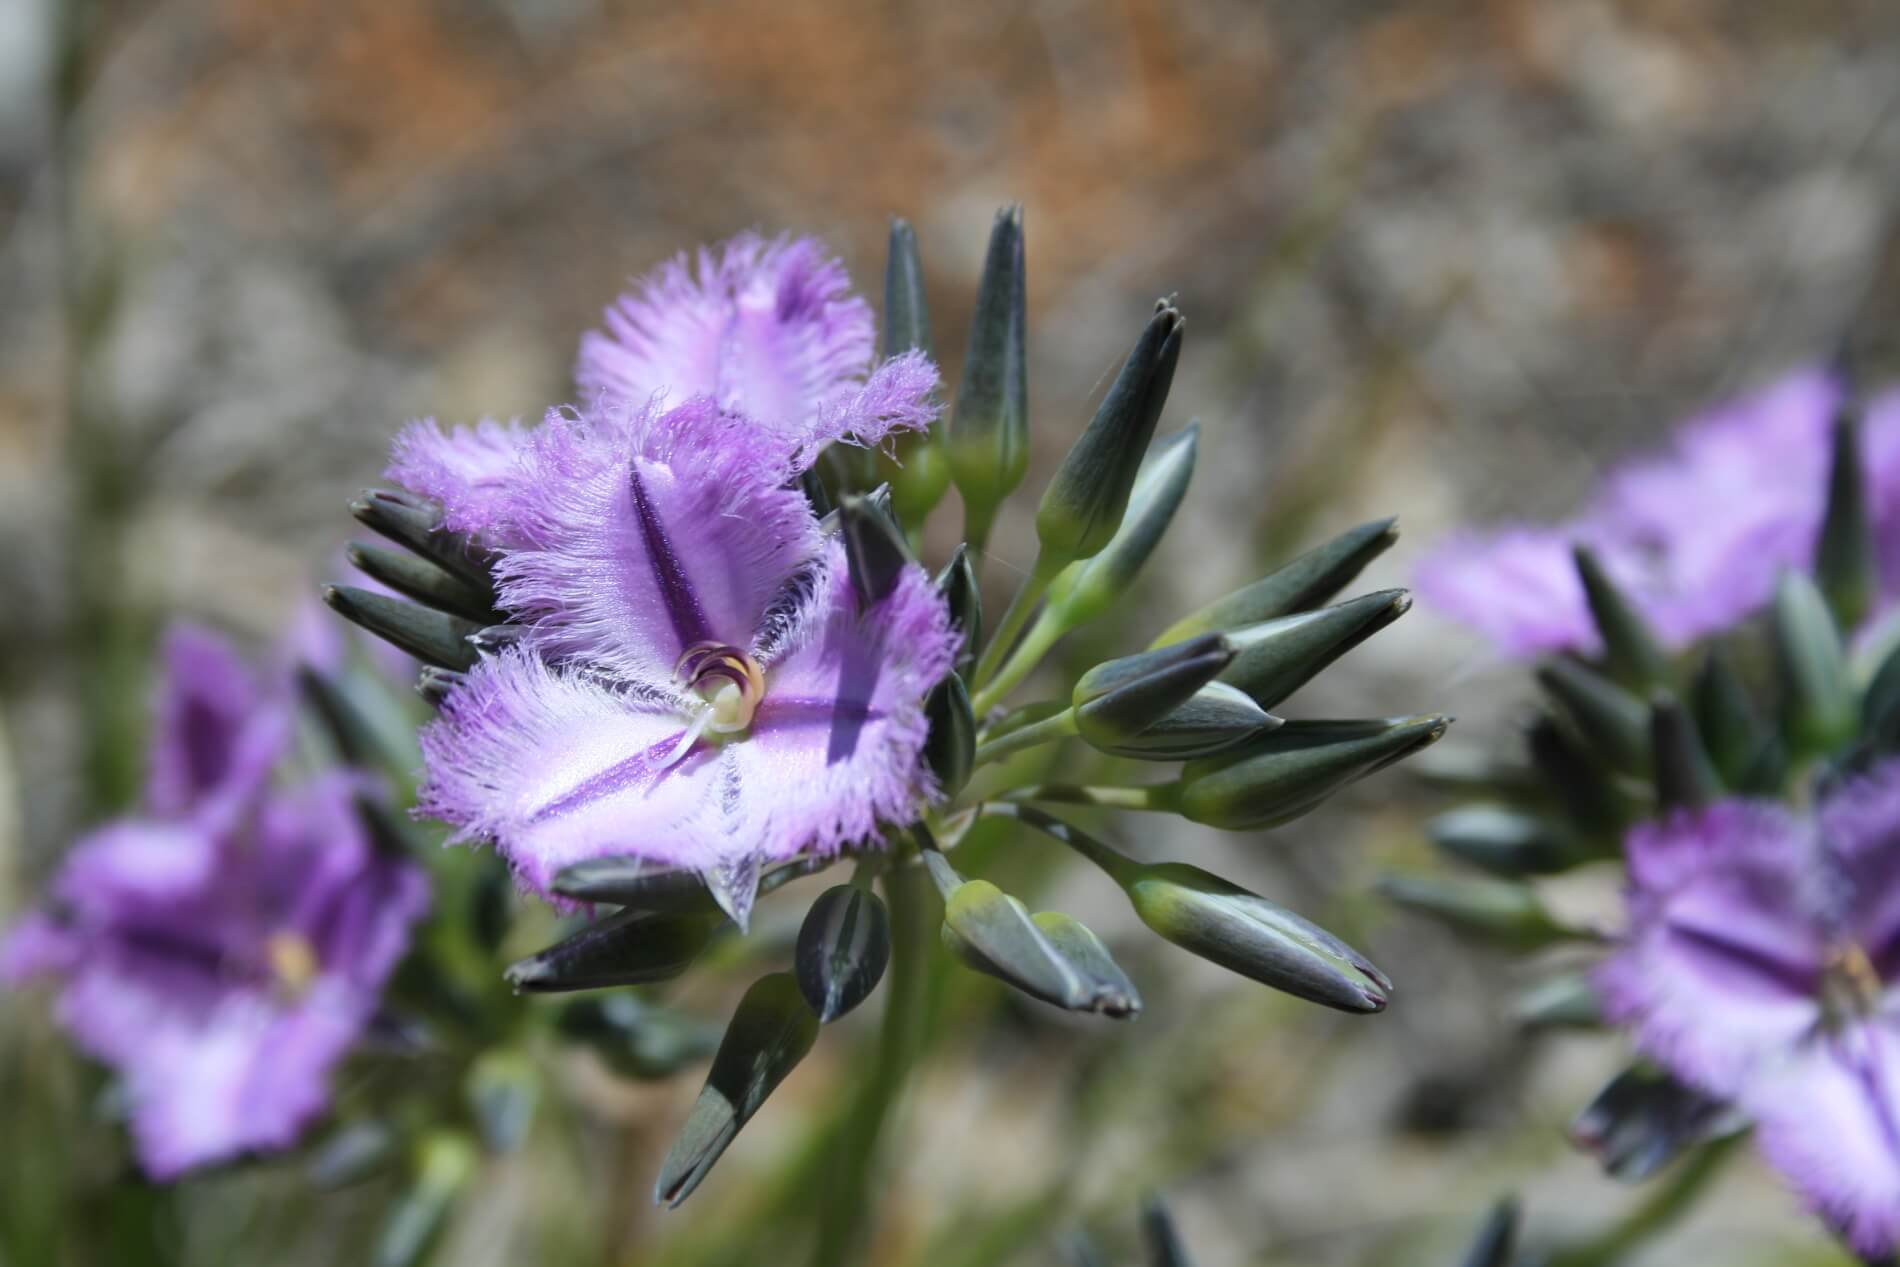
(997, 783, 1176, 812)
(809, 861, 931, 1266)
(971, 708, 1078, 766)
(971, 609, 1065, 716)
(971, 555, 1059, 699)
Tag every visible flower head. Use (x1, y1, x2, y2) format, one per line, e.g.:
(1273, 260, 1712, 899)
(388, 233, 936, 546)
(1417, 371, 1900, 657)
(2, 626, 428, 1178)
(411, 395, 957, 923)
(1595, 764, 1900, 1254)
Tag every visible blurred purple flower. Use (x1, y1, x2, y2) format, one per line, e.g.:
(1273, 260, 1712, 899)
(1416, 370, 1900, 657)
(389, 232, 935, 544)
(2, 626, 428, 1179)
(413, 395, 957, 923)
(1595, 767, 1900, 1254)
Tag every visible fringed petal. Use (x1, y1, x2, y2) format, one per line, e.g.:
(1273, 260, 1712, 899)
(494, 399, 821, 683)
(418, 649, 737, 895)
(387, 417, 534, 540)
(577, 234, 875, 439)
(1596, 800, 1828, 1098)
(733, 538, 956, 860)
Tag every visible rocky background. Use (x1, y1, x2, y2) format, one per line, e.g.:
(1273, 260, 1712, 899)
(3, 2, 1899, 1264)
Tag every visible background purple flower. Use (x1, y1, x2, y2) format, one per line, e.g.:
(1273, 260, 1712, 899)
(2, 626, 428, 1178)
(1416, 370, 1900, 657)
(1594, 766, 1900, 1255)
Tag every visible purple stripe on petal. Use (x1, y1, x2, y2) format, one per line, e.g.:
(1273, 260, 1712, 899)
(1745, 1022, 1900, 1258)
(725, 539, 956, 862)
(530, 730, 693, 823)
(627, 459, 714, 655)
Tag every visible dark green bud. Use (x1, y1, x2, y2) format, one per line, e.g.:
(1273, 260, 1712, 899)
(1649, 691, 1721, 811)
(1085, 681, 1276, 761)
(1536, 658, 1649, 775)
(1459, 1197, 1520, 1267)
(841, 488, 911, 607)
(1151, 517, 1398, 647)
(1072, 634, 1235, 748)
(348, 541, 497, 622)
(350, 488, 494, 591)
(1816, 400, 1874, 631)
(794, 884, 891, 1023)
(940, 878, 1096, 1013)
(796, 466, 833, 519)
(555, 994, 720, 1080)
(1042, 423, 1199, 635)
(1377, 872, 1572, 950)
(1174, 715, 1451, 832)
(415, 666, 462, 709)
(295, 664, 384, 769)
(1036, 301, 1184, 566)
(1572, 544, 1670, 690)
(1218, 589, 1411, 708)
(923, 673, 977, 797)
(1031, 911, 1141, 1018)
(947, 206, 1028, 536)
(1512, 973, 1602, 1030)
(655, 973, 820, 1207)
(935, 545, 983, 676)
(879, 218, 950, 526)
(1525, 714, 1629, 840)
(1141, 1194, 1193, 1267)
(1426, 804, 1584, 877)
(502, 909, 722, 993)
(1862, 635, 1900, 755)
(1124, 862, 1389, 1012)
(1690, 648, 1773, 789)
(1774, 570, 1855, 757)
(323, 584, 480, 671)
(550, 854, 823, 913)
(1570, 1065, 1739, 1183)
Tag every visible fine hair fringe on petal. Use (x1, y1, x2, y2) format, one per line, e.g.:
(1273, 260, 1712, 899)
(386, 416, 533, 539)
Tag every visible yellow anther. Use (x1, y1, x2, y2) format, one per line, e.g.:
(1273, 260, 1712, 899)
(267, 931, 320, 998)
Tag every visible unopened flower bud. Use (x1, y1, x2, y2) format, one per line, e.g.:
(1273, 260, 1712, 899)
(878, 218, 951, 526)
(1124, 862, 1390, 1013)
(947, 206, 1028, 543)
(794, 884, 891, 1023)
(1072, 634, 1235, 749)
(1152, 517, 1398, 647)
(935, 545, 983, 676)
(840, 488, 911, 606)
(1773, 570, 1855, 757)
(1035, 301, 1184, 567)
(323, 584, 480, 671)
(1572, 545, 1670, 691)
(1218, 589, 1411, 708)
(655, 973, 819, 1207)
(1377, 872, 1572, 950)
(1031, 911, 1142, 1018)
(923, 673, 976, 796)
(1042, 424, 1199, 631)
(503, 909, 722, 993)
(1174, 715, 1450, 831)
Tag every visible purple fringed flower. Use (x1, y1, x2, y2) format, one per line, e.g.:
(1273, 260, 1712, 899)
(412, 394, 958, 923)
(1595, 766, 1900, 1254)
(389, 232, 935, 545)
(2, 626, 428, 1178)
(1417, 371, 1900, 657)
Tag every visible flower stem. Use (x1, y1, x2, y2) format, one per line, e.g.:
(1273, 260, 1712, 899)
(983, 802, 1140, 887)
(971, 552, 1059, 699)
(970, 606, 1066, 717)
(971, 708, 1078, 766)
(1544, 1134, 1741, 1267)
(996, 783, 1177, 812)
(809, 858, 932, 1266)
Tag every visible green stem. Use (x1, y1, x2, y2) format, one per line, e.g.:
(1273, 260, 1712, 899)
(971, 708, 1078, 766)
(809, 861, 932, 1266)
(961, 500, 997, 579)
(971, 553, 1059, 696)
(997, 783, 1177, 812)
(1547, 1134, 1741, 1267)
(985, 802, 1140, 886)
(970, 607, 1065, 717)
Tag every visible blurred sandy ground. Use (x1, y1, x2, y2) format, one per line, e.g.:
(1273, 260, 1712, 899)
(3, 1, 1900, 1264)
